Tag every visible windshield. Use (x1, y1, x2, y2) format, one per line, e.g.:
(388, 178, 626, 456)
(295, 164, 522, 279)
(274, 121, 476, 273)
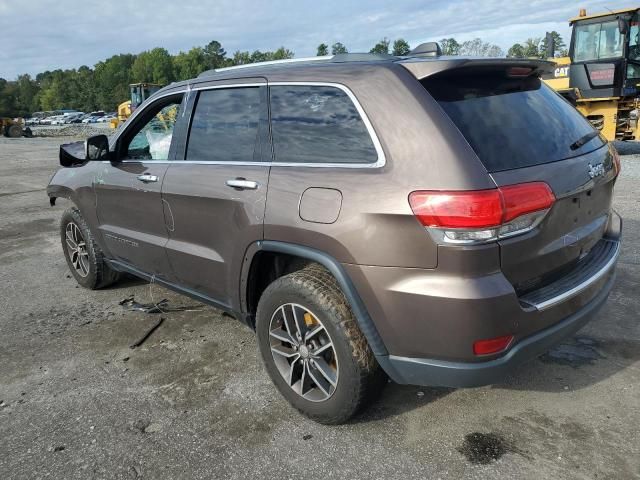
(422, 71, 606, 172)
(574, 20, 624, 62)
(628, 14, 640, 78)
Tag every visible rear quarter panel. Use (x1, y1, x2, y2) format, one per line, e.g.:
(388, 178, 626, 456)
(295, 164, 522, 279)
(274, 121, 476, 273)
(263, 63, 494, 268)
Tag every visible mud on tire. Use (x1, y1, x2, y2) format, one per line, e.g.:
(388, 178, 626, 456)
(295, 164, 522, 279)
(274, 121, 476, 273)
(60, 207, 121, 289)
(256, 264, 386, 424)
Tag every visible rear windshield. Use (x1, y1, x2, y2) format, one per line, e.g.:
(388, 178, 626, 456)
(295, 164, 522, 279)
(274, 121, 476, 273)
(422, 71, 606, 172)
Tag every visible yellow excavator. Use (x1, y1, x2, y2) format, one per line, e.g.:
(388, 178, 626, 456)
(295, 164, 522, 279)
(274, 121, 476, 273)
(110, 83, 162, 128)
(0, 118, 31, 138)
(543, 7, 640, 141)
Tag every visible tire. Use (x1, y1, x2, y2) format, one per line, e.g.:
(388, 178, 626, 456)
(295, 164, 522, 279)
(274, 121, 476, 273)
(60, 207, 121, 289)
(5, 124, 22, 138)
(256, 264, 386, 424)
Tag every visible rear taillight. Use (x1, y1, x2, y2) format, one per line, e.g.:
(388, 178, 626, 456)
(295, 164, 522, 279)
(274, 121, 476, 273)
(409, 182, 555, 244)
(473, 335, 514, 355)
(612, 147, 621, 176)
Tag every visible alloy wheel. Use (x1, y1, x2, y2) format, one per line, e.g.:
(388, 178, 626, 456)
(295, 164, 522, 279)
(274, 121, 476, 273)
(65, 222, 90, 277)
(269, 303, 339, 402)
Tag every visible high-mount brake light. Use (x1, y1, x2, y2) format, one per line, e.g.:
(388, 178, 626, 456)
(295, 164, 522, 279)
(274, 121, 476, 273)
(408, 182, 555, 244)
(507, 66, 533, 77)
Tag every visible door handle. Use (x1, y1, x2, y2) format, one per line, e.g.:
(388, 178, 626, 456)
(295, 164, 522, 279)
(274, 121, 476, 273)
(137, 174, 159, 183)
(226, 179, 259, 190)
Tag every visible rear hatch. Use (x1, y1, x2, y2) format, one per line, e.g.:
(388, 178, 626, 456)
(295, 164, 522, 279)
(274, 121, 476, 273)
(414, 61, 618, 292)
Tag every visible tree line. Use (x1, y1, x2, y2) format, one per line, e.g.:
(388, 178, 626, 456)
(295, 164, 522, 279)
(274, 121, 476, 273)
(0, 32, 565, 117)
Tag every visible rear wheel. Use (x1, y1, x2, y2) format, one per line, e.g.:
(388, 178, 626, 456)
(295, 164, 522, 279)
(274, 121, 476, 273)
(5, 124, 22, 138)
(256, 265, 385, 424)
(60, 207, 120, 289)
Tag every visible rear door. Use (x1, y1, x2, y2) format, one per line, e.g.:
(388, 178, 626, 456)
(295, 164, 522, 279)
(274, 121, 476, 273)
(95, 92, 184, 277)
(161, 80, 270, 307)
(421, 67, 618, 289)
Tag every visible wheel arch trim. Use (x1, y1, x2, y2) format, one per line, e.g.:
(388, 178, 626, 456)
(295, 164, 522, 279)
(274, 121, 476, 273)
(47, 184, 76, 205)
(240, 240, 388, 356)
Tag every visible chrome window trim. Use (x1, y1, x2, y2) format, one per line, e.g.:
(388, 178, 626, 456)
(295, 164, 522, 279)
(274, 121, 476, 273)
(111, 81, 386, 169)
(267, 82, 386, 168)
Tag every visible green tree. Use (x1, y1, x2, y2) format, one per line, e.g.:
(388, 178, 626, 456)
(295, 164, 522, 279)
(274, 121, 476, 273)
(392, 38, 410, 56)
(316, 43, 329, 56)
(522, 38, 541, 58)
(203, 40, 227, 69)
(93, 54, 135, 110)
(370, 37, 390, 54)
(174, 47, 207, 80)
(15, 74, 40, 113)
(271, 47, 295, 60)
(540, 31, 566, 58)
(459, 38, 503, 57)
(440, 38, 460, 55)
(331, 42, 348, 55)
(507, 43, 526, 58)
(231, 50, 252, 65)
(0, 78, 19, 116)
(131, 48, 174, 84)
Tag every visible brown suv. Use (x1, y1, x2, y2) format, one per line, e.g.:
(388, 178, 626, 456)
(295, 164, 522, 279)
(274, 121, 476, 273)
(48, 44, 622, 424)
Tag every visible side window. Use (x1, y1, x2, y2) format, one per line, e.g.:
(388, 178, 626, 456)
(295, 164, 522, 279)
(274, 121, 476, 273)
(269, 85, 378, 164)
(186, 87, 262, 162)
(124, 97, 182, 161)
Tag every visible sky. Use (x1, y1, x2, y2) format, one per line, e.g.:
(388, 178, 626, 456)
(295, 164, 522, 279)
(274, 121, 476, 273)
(0, 0, 630, 79)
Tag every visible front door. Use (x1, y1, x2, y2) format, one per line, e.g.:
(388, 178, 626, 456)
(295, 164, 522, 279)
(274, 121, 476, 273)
(162, 82, 270, 307)
(95, 93, 184, 277)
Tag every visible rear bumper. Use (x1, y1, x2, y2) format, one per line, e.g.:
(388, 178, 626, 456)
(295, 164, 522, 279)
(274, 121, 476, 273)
(343, 211, 621, 387)
(376, 272, 615, 387)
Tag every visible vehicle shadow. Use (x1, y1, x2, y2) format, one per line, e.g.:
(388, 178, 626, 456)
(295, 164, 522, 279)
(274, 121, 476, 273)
(353, 383, 454, 423)
(102, 273, 148, 290)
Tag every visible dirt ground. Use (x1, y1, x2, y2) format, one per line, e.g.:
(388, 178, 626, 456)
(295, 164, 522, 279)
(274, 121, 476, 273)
(0, 137, 638, 480)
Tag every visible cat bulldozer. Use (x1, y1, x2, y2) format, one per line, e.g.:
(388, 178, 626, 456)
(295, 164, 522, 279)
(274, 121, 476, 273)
(542, 7, 640, 141)
(110, 83, 162, 128)
(0, 118, 32, 138)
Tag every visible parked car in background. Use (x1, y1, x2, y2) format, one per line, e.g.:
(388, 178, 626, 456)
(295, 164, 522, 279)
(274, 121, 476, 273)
(63, 113, 85, 124)
(71, 114, 91, 124)
(48, 49, 622, 424)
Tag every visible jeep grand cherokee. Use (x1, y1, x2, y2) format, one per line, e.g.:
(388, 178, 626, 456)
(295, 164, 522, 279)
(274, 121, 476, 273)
(48, 43, 622, 424)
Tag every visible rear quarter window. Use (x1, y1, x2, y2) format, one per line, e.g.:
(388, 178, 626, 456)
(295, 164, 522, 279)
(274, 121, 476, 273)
(269, 85, 378, 164)
(422, 72, 606, 172)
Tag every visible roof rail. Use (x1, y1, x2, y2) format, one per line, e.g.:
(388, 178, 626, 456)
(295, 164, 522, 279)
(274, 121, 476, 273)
(330, 53, 395, 62)
(198, 55, 334, 77)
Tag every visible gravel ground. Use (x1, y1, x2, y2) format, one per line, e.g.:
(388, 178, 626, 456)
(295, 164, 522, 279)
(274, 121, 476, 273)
(0, 137, 639, 479)
(30, 123, 112, 138)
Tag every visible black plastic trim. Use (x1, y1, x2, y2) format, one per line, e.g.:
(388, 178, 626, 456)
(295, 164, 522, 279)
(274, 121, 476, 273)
(106, 259, 243, 321)
(380, 272, 616, 387)
(254, 241, 389, 356)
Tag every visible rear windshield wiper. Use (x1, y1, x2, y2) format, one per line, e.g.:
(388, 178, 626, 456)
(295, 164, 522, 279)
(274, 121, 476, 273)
(570, 131, 600, 151)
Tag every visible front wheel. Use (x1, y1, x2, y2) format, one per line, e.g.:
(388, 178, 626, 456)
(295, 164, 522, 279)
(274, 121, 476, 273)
(256, 265, 385, 424)
(60, 207, 120, 289)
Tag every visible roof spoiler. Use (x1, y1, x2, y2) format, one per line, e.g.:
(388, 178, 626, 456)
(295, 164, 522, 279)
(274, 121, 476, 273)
(399, 58, 556, 80)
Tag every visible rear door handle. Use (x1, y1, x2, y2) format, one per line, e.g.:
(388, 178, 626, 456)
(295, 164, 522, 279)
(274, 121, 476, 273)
(137, 174, 158, 183)
(226, 179, 259, 190)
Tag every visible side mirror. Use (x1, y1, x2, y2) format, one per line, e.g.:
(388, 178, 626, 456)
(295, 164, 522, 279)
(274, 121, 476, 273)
(85, 134, 111, 161)
(619, 17, 629, 35)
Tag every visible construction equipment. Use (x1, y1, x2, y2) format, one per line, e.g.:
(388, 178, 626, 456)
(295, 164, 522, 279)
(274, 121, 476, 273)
(0, 118, 32, 138)
(543, 7, 640, 141)
(110, 83, 162, 128)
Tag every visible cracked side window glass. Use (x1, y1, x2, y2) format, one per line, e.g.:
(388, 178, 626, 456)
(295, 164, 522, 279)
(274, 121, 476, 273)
(126, 101, 181, 161)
